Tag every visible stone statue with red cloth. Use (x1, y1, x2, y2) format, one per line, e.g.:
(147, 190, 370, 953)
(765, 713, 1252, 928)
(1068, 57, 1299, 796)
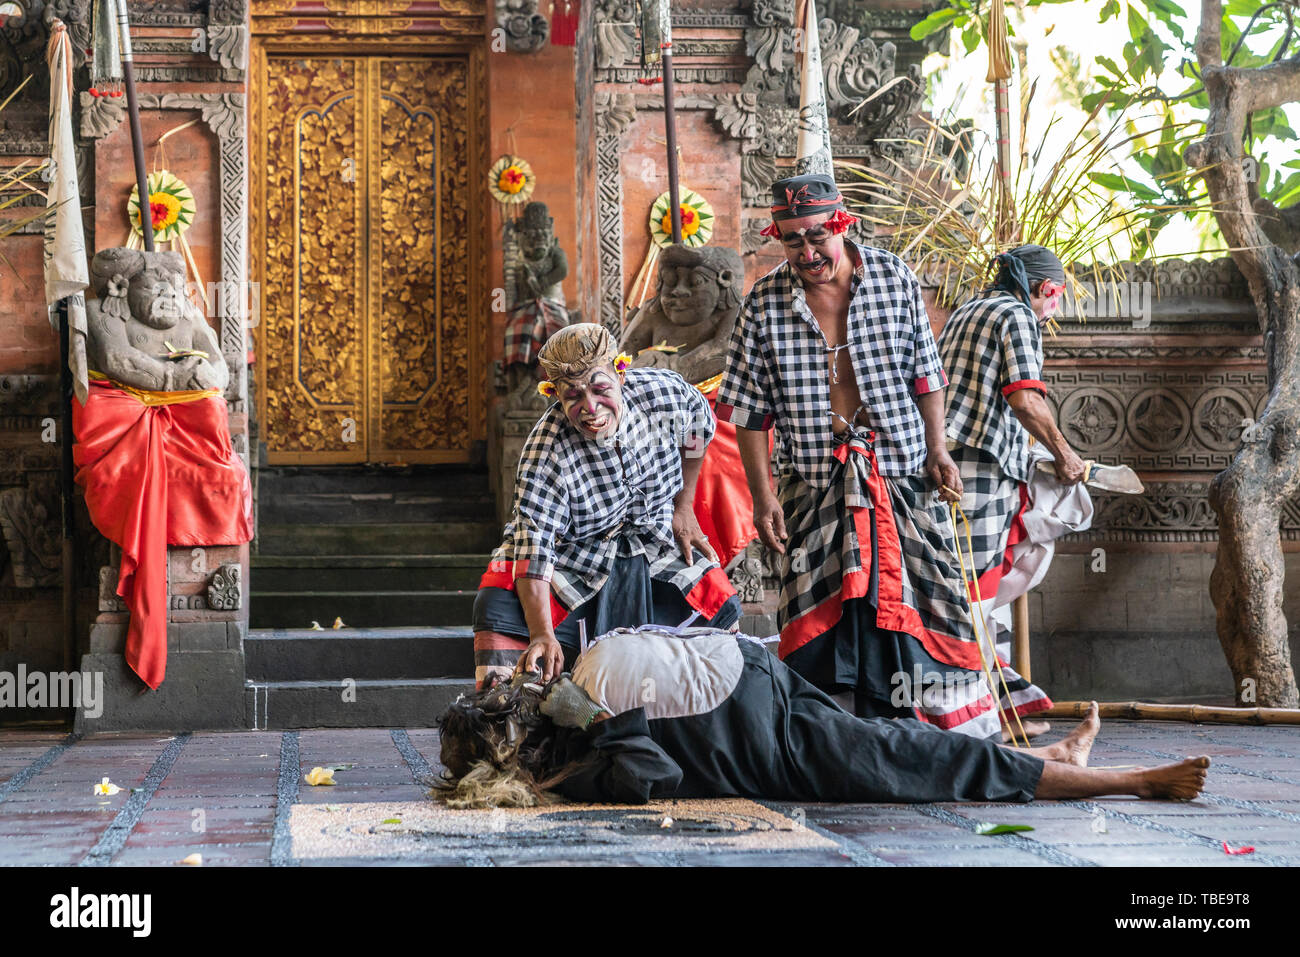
(75, 248, 253, 690)
(621, 244, 767, 574)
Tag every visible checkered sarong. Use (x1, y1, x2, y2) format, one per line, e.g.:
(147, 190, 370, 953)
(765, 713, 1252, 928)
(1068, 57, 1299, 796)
(503, 298, 567, 368)
(776, 426, 1050, 736)
(951, 444, 1025, 597)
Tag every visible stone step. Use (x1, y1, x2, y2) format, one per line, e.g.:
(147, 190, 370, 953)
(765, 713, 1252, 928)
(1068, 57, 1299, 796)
(245, 626, 475, 681)
(258, 464, 493, 498)
(254, 523, 501, 556)
(251, 554, 490, 592)
(247, 589, 477, 629)
(245, 677, 473, 730)
(256, 464, 497, 526)
(260, 494, 497, 527)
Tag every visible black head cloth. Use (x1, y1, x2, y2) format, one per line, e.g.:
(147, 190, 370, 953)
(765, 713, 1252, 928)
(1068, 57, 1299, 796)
(988, 244, 1066, 305)
(769, 174, 844, 221)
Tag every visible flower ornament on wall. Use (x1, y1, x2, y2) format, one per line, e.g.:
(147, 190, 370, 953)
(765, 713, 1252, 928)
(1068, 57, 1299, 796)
(127, 169, 195, 243)
(489, 154, 536, 206)
(625, 187, 715, 314)
(648, 188, 713, 249)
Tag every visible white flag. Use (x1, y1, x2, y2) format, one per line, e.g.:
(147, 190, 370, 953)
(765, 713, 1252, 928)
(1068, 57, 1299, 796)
(794, 0, 832, 176)
(43, 19, 90, 404)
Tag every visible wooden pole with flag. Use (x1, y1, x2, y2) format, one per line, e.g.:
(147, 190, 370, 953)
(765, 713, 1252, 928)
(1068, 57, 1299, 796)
(113, 0, 154, 252)
(643, 0, 682, 242)
(793, 0, 832, 176)
(986, 0, 1015, 245)
(44, 20, 90, 675)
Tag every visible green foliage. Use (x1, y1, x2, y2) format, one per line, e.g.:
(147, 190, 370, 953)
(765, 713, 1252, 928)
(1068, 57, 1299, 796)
(838, 99, 1203, 309)
(912, 0, 1299, 254)
(0, 76, 53, 245)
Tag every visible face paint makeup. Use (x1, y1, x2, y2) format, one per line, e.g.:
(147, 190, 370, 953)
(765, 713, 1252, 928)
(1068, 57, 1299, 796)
(557, 364, 624, 440)
(1036, 278, 1065, 320)
(778, 215, 841, 283)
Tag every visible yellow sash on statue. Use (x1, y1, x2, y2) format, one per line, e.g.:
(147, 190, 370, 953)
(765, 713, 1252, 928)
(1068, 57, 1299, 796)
(88, 370, 221, 406)
(694, 372, 724, 396)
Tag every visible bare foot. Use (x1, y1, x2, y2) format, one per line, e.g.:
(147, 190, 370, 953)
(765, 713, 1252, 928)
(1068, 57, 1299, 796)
(1002, 719, 1051, 743)
(1059, 701, 1100, 767)
(1135, 756, 1211, 800)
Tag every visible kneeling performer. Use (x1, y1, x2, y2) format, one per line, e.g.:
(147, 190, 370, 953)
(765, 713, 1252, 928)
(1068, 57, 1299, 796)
(473, 324, 741, 689)
(440, 627, 1209, 806)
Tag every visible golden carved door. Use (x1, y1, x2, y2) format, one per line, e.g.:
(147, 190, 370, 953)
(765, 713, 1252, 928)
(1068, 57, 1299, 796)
(255, 54, 482, 464)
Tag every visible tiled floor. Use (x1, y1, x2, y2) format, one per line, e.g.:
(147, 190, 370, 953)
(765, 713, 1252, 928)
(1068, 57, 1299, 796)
(1, 720, 1297, 866)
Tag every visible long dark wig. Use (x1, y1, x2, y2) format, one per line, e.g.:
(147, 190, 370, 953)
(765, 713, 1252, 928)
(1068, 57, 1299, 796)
(434, 675, 569, 809)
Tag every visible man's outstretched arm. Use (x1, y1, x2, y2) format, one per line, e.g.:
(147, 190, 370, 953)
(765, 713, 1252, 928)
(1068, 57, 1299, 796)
(1006, 389, 1086, 483)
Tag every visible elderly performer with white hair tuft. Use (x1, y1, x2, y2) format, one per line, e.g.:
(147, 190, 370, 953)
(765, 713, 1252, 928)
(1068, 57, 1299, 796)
(471, 323, 741, 689)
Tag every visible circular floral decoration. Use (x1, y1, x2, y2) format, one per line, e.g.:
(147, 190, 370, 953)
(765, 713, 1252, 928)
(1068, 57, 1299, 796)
(488, 154, 535, 206)
(127, 169, 195, 243)
(648, 188, 713, 248)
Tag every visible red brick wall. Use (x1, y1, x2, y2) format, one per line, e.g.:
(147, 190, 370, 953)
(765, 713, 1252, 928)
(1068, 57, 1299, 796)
(618, 108, 742, 309)
(0, 234, 59, 374)
(486, 42, 583, 361)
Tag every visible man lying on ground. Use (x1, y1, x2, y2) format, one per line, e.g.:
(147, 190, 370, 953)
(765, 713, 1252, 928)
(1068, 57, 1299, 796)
(436, 626, 1209, 807)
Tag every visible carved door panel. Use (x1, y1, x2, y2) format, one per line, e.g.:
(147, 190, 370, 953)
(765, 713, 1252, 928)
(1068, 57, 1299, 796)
(257, 54, 479, 464)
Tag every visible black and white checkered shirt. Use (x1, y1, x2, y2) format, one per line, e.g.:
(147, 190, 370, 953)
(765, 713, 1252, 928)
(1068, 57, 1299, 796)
(716, 242, 948, 488)
(494, 367, 717, 608)
(937, 291, 1045, 483)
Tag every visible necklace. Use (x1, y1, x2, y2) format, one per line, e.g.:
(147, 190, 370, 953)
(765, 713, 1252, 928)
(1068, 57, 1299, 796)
(825, 342, 851, 385)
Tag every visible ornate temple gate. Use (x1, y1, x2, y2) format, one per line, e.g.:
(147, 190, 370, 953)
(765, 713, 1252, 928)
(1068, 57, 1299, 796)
(250, 7, 486, 464)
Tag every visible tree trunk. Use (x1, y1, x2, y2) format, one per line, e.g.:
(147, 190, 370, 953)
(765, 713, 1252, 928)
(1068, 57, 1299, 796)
(1187, 0, 1300, 707)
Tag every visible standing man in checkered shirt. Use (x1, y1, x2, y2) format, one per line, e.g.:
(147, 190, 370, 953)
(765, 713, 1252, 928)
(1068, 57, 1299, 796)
(718, 173, 1040, 738)
(938, 246, 1092, 737)
(472, 323, 741, 689)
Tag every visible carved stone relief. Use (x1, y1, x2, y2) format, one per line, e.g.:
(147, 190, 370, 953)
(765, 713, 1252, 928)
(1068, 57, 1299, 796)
(1046, 368, 1268, 473)
(207, 563, 242, 611)
(727, 540, 765, 603)
(0, 477, 61, 589)
(80, 91, 250, 427)
(497, 0, 549, 52)
(594, 90, 636, 330)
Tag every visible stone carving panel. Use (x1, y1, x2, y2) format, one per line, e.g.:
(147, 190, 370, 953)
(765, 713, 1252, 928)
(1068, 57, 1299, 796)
(0, 477, 61, 589)
(1126, 388, 1192, 453)
(496, 0, 549, 52)
(1193, 388, 1254, 452)
(207, 563, 242, 611)
(1044, 368, 1267, 472)
(594, 91, 635, 331)
(1057, 389, 1124, 453)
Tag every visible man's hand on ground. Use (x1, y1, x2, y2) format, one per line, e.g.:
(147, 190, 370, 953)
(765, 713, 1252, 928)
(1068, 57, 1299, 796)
(753, 493, 787, 554)
(518, 634, 563, 683)
(926, 448, 963, 502)
(672, 503, 718, 566)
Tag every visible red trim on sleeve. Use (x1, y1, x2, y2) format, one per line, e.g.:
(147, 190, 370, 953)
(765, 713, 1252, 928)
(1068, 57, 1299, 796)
(1001, 379, 1047, 398)
(913, 370, 949, 396)
(478, 563, 571, 627)
(715, 402, 774, 431)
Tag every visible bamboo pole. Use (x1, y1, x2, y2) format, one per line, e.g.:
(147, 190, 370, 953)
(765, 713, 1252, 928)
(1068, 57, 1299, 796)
(1045, 700, 1300, 726)
(1012, 593, 1030, 682)
(57, 298, 77, 677)
(115, 0, 153, 253)
(662, 45, 682, 243)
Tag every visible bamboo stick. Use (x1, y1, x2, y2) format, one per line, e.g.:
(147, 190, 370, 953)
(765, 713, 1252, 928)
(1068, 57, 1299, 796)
(1012, 593, 1030, 682)
(1045, 701, 1300, 726)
